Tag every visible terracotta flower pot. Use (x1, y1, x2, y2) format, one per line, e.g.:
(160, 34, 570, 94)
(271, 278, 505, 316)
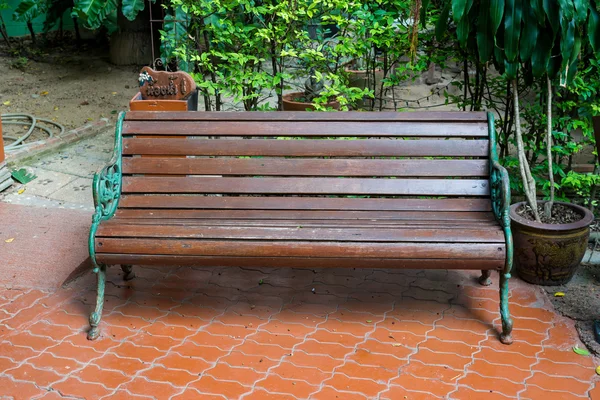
(510, 201, 594, 285)
(281, 92, 340, 111)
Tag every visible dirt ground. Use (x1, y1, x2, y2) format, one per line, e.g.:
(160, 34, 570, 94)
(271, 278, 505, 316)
(0, 41, 139, 143)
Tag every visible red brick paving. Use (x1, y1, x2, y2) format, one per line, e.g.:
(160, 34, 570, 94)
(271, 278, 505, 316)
(0, 266, 598, 399)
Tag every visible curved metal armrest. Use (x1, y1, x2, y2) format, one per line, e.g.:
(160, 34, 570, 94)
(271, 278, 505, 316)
(491, 160, 511, 228)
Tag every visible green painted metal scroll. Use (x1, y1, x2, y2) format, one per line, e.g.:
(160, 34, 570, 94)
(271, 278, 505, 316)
(87, 111, 125, 340)
(488, 112, 514, 345)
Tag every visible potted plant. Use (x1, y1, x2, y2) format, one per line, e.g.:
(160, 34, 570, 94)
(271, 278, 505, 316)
(436, 0, 600, 285)
(282, 69, 340, 111)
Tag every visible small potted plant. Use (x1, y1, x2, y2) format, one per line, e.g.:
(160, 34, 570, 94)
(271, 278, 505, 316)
(282, 68, 340, 111)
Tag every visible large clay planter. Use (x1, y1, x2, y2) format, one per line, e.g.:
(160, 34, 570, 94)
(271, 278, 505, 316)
(510, 201, 594, 285)
(282, 92, 340, 111)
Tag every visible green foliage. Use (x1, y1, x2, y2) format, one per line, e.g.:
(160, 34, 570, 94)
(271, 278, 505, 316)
(71, 0, 148, 31)
(12, 0, 46, 22)
(436, 0, 600, 83)
(164, 0, 424, 111)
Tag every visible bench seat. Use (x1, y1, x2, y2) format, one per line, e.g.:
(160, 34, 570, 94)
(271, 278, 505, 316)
(96, 206, 505, 269)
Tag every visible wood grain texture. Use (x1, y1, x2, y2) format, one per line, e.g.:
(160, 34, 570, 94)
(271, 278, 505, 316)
(95, 238, 505, 259)
(118, 196, 493, 211)
(123, 120, 488, 137)
(113, 209, 497, 221)
(121, 176, 490, 196)
(96, 224, 505, 242)
(97, 254, 503, 270)
(125, 111, 488, 122)
(122, 138, 489, 157)
(122, 158, 490, 177)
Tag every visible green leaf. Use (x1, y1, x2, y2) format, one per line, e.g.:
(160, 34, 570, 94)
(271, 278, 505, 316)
(452, 0, 468, 23)
(544, 0, 560, 34)
(490, 0, 505, 37)
(11, 168, 36, 184)
(531, 28, 553, 77)
(530, 0, 546, 24)
(589, 3, 600, 53)
(420, 0, 430, 28)
(559, 18, 575, 79)
(73, 0, 117, 30)
(573, 0, 590, 24)
(122, 0, 145, 21)
(12, 0, 45, 22)
(504, 0, 522, 62)
(557, 0, 575, 21)
(573, 346, 591, 356)
(457, 16, 470, 48)
(477, 0, 494, 62)
(435, 2, 451, 41)
(504, 60, 519, 79)
(519, 2, 539, 62)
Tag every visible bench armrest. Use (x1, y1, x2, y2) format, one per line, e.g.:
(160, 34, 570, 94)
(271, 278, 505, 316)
(89, 112, 125, 269)
(490, 160, 511, 227)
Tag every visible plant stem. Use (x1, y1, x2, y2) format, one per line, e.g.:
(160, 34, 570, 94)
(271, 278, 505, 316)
(27, 20, 36, 45)
(544, 76, 555, 218)
(512, 79, 541, 221)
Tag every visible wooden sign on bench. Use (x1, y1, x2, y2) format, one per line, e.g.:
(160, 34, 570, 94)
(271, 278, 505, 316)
(138, 66, 196, 101)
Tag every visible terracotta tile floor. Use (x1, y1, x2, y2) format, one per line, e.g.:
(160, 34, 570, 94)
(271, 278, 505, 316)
(0, 266, 599, 399)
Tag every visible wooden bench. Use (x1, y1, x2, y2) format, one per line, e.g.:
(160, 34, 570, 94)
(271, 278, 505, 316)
(88, 111, 513, 344)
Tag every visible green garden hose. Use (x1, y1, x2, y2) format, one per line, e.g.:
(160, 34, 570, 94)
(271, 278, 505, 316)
(1, 113, 65, 150)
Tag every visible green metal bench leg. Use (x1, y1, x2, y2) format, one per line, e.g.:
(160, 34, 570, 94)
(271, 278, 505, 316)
(121, 265, 135, 281)
(499, 271, 513, 344)
(478, 270, 492, 286)
(87, 265, 106, 340)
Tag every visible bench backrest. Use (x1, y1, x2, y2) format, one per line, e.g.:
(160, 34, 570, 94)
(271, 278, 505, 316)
(117, 111, 493, 213)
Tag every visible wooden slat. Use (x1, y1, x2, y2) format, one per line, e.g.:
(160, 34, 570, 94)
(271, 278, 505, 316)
(106, 218, 501, 231)
(112, 209, 496, 221)
(122, 120, 488, 137)
(118, 196, 493, 211)
(95, 224, 505, 243)
(96, 238, 505, 259)
(125, 111, 488, 122)
(122, 158, 490, 177)
(121, 177, 490, 196)
(122, 138, 489, 157)
(97, 254, 503, 270)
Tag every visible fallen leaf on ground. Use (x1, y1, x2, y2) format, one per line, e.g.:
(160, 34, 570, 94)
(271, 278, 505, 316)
(54, 106, 59, 111)
(40, 91, 49, 96)
(596, 366, 600, 375)
(111, 91, 118, 95)
(17, 188, 25, 194)
(554, 292, 565, 297)
(5, 238, 14, 243)
(392, 343, 402, 347)
(573, 346, 590, 356)
(2, 101, 10, 106)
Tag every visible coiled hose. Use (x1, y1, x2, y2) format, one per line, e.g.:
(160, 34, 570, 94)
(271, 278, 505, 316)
(1, 113, 65, 150)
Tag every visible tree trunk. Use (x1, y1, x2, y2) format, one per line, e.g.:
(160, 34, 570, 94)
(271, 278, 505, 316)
(512, 79, 541, 221)
(544, 76, 555, 218)
(109, 7, 152, 65)
(27, 20, 36, 45)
